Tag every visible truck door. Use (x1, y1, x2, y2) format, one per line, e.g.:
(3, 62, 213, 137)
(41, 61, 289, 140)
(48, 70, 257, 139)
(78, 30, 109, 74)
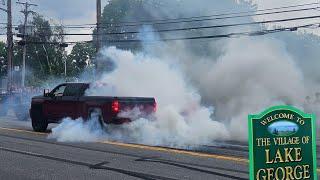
(43, 84, 67, 122)
(61, 84, 81, 119)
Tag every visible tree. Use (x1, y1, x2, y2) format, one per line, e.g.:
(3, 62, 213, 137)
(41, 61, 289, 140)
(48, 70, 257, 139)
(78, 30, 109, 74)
(66, 42, 96, 77)
(98, 0, 161, 50)
(273, 128, 278, 135)
(14, 14, 66, 86)
(0, 41, 7, 77)
(97, 0, 225, 55)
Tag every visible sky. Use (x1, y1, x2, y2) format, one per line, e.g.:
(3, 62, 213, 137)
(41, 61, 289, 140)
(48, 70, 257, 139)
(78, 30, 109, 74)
(0, 0, 108, 49)
(0, 0, 319, 50)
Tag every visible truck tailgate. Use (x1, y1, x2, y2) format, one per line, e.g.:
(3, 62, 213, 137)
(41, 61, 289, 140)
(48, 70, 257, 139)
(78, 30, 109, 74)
(117, 97, 156, 114)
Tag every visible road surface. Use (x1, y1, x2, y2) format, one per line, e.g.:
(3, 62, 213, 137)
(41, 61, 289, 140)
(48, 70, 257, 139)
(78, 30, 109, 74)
(0, 117, 317, 180)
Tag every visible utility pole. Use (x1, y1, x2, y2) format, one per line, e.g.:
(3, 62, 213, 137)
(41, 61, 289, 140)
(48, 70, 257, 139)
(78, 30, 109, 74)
(17, 1, 37, 88)
(96, 0, 101, 53)
(0, 0, 13, 91)
(95, 0, 101, 73)
(7, 0, 12, 91)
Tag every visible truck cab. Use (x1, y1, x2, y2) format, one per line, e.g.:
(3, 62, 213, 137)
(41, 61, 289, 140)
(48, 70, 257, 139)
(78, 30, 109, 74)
(30, 83, 156, 132)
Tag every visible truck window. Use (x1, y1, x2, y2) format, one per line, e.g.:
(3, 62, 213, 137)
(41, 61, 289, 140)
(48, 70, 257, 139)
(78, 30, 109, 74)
(52, 85, 66, 97)
(64, 84, 81, 97)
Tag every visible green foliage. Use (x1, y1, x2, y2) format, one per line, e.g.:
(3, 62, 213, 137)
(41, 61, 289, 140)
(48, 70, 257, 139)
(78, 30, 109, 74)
(13, 14, 70, 86)
(98, 0, 223, 54)
(0, 42, 6, 77)
(10, 15, 95, 86)
(67, 42, 96, 77)
(2, 14, 99, 86)
(98, 0, 158, 50)
(27, 15, 65, 80)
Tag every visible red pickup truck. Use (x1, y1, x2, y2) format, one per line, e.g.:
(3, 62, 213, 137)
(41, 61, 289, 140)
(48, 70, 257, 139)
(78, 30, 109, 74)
(30, 83, 156, 132)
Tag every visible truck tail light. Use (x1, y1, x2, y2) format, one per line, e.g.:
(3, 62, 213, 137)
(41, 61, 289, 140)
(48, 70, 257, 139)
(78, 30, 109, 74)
(153, 101, 157, 112)
(112, 100, 120, 113)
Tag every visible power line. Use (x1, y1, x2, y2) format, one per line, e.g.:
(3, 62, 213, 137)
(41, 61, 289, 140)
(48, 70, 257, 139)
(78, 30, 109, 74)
(101, 6, 320, 28)
(103, 14, 320, 35)
(2, 2, 318, 29)
(4, 7, 319, 33)
(0, 24, 95, 30)
(105, 2, 320, 25)
(32, 6, 320, 29)
(28, 14, 320, 36)
(103, 23, 320, 43)
(19, 22, 320, 45)
(81, 2, 320, 27)
(1, 2, 318, 41)
(2, 12, 319, 39)
(0, 26, 95, 30)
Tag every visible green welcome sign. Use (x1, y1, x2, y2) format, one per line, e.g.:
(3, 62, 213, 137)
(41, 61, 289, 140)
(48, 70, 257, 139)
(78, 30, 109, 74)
(248, 105, 317, 180)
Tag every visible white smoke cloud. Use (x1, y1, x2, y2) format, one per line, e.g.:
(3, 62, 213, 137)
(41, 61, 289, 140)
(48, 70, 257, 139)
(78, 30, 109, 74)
(50, 46, 230, 147)
(205, 37, 306, 140)
(132, 30, 307, 141)
(138, 36, 307, 141)
(50, 35, 311, 145)
(48, 116, 105, 142)
(48, 0, 319, 146)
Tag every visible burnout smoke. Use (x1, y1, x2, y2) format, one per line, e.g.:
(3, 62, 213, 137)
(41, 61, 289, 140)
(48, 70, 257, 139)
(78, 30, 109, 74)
(205, 37, 306, 140)
(50, 47, 230, 147)
(50, 37, 311, 145)
(48, 117, 103, 142)
(48, 0, 320, 145)
(48, 110, 106, 142)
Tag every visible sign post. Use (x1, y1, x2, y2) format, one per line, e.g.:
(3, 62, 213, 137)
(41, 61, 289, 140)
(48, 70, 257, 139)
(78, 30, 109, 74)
(248, 105, 317, 180)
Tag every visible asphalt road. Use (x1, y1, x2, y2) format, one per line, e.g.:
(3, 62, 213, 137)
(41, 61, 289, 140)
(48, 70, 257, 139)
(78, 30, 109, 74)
(0, 116, 317, 180)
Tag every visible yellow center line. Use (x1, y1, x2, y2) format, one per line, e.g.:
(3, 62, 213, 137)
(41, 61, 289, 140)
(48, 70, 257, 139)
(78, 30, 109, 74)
(0, 127, 47, 135)
(0, 127, 248, 163)
(99, 140, 249, 163)
(1, 126, 320, 172)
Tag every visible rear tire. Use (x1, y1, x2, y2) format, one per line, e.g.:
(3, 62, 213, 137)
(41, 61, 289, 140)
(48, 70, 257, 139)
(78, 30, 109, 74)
(31, 108, 48, 132)
(88, 108, 105, 130)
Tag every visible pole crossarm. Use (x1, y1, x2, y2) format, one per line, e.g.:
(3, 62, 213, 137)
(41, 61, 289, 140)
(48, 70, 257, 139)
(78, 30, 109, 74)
(0, 7, 7, 12)
(16, 1, 37, 6)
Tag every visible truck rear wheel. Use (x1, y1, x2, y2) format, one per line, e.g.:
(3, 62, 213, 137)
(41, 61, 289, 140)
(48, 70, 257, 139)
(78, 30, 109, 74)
(31, 108, 48, 132)
(89, 108, 104, 130)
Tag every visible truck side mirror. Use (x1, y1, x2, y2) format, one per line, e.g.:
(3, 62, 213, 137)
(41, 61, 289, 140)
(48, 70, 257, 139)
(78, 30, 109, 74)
(43, 89, 50, 97)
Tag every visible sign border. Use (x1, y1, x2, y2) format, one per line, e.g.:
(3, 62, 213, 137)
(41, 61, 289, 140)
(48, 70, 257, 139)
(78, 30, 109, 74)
(248, 105, 317, 180)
